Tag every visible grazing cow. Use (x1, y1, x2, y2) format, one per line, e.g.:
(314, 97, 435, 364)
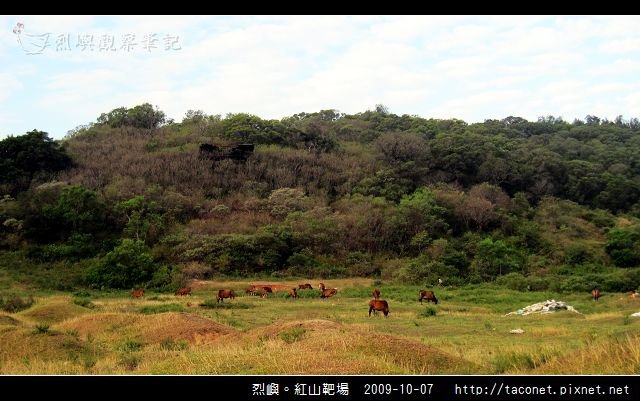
(418, 290, 438, 304)
(175, 287, 192, 296)
(290, 288, 297, 299)
(131, 289, 145, 298)
(217, 289, 236, 303)
(256, 286, 273, 298)
(372, 288, 381, 299)
(368, 299, 389, 317)
(246, 285, 258, 296)
(630, 290, 640, 299)
(298, 283, 313, 290)
(319, 283, 326, 291)
(592, 288, 601, 301)
(320, 288, 337, 299)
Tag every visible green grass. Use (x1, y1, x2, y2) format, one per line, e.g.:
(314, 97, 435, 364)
(72, 297, 96, 309)
(139, 303, 185, 314)
(279, 325, 306, 343)
(200, 299, 251, 309)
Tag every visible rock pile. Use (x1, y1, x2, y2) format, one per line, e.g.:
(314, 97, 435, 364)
(504, 300, 581, 316)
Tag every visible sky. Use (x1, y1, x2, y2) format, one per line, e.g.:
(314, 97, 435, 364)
(1, 15, 639, 140)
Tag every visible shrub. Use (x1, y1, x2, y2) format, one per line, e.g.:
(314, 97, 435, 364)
(0, 295, 34, 313)
(606, 227, 640, 267)
(72, 297, 95, 309)
(33, 324, 50, 334)
(120, 340, 142, 353)
(160, 338, 188, 351)
(85, 239, 156, 289)
(280, 326, 306, 344)
(495, 272, 528, 291)
(419, 306, 437, 318)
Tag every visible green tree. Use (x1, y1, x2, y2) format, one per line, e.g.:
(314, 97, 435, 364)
(86, 239, 155, 288)
(116, 196, 163, 243)
(606, 227, 640, 267)
(97, 103, 166, 129)
(0, 130, 72, 195)
(23, 185, 106, 243)
(472, 237, 521, 279)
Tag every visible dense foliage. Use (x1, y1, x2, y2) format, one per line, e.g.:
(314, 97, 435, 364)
(2, 105, 640, 292)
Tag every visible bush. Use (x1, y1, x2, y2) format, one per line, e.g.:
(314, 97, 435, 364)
(280, 326, 306, 343)
(72, 297, 95, 309)
(85, 239, 156, 289)
(33, 324, 50, 334)
(419, 306, 437, 317)
(495, 272, 528, 291)
(160, 338, 188, 351)
(0, 295, 34, 313)
(606, 227, 640, 267)
(119, 340, 142, 352)
(564, 244, 597, 266)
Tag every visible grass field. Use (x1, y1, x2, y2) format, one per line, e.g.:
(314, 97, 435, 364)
(1, 278, 639, 374)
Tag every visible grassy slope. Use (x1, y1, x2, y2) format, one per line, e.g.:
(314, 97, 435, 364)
(1, 279, 639, 374)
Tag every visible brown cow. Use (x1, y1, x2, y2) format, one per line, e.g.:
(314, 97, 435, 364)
(320, 288, 337, 299)
(592, 288, 601, 301)
(217, 289, 236, 303)
(290, 288, 297, 299)
(630, 290, 640, 299)
(418, 290, 438, 304)
(369, 299, 389, 317)
(175, 287, 192, 296)
(319, 282, 326, 291)
(256, 286, 273, 298)
(298, 283, 313, 290)
(372, 288, 381, 299)
(131, 288, 145, 298)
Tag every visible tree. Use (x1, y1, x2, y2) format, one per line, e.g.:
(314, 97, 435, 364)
(374, 132, 429, 165)
(472, 237, 521, 279)
(116, 196, 163, 243)
(85, 239, 156, 288)
(606, 227, 640, 267)
(0, 130, 72, 195)
(96, 103, 166, 129)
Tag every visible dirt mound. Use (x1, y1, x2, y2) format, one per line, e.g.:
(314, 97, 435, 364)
(57, 312, 235, 345)
(0, 328, 82, 364)
(243, 320, 482, 374)
(138, 313, 235, 344)
(352, 333, 488, 374)
(249, 319, 341, 338)
(19, 299, 90, 324)
(0, 314, 22, 326)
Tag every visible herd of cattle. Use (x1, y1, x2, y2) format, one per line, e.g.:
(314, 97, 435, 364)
(129, 285, 635, 316)
(130, 283, 442, 318)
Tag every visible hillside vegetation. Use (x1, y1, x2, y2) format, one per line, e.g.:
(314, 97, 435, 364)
(1, 104, 640, 293)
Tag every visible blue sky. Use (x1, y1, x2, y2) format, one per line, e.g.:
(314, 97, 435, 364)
(1, 15, 639, 140)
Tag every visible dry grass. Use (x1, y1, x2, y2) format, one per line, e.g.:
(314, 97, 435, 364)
(1, 281, 640, 374)
(57, 312, 234, 345)
(18, 297, 90, 324)
(531, 334, 640, 374)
